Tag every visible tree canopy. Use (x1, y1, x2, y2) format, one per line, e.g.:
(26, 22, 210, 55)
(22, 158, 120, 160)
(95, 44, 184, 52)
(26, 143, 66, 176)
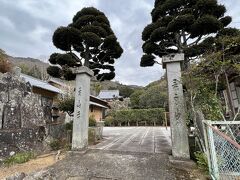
(130, 77, 168, 109)
(47, 7, 123, 81)
(141, 0, 232, 67)
(119, 86, 135, 98)
(193, 28, 240, 78)
(182, 29, 240, 120)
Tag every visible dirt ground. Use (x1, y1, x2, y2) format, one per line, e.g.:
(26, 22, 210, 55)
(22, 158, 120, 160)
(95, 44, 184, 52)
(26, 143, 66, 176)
(0, 151, 65, 179)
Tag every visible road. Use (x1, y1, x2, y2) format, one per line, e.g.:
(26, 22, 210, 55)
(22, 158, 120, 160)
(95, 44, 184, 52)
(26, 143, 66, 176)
(91, 127, 172, 154)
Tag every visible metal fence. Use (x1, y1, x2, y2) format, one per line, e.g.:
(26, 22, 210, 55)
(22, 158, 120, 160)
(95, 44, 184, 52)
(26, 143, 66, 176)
(203, 120, 240, 180)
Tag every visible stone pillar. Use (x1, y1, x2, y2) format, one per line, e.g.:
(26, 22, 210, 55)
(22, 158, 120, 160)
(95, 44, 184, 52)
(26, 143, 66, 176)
(72, 66, 93, 150)
(0, 103, 3, 129)
(162, 53, 190, 159)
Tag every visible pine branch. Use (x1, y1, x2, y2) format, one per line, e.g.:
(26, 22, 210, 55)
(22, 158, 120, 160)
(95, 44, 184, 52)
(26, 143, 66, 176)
(188, 35, 203, 46)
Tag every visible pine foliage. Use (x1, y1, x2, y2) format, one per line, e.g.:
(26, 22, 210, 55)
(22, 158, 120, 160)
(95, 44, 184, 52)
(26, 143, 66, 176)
(141, 0, 232, 67)
(47, 7, 123, 81)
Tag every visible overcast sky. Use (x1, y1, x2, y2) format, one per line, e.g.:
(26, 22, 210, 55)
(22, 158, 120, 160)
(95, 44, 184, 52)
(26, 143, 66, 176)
(0, 0, 239, 86)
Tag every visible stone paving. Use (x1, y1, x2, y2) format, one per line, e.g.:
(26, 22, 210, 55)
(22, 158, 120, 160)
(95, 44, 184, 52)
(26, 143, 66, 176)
(22, 127, 205, 180)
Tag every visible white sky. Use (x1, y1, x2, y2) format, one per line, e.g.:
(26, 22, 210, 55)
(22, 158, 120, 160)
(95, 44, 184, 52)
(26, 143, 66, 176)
(0, 0, 239, 86)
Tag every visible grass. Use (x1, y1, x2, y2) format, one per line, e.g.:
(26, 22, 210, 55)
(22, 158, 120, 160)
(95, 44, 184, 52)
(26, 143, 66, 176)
(3, 152, 36, 167)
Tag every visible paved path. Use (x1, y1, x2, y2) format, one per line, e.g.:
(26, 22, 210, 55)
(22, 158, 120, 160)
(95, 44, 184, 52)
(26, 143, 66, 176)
(91, 127, 172, 154)
(23, 127, 205, 180)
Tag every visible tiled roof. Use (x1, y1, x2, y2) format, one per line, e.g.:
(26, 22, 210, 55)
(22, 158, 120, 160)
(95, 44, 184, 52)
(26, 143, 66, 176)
(48, 77, 68, 87)
(98, 90, 120, 99)
(90, 101, 108, 109)
(21, 74, 62, 94)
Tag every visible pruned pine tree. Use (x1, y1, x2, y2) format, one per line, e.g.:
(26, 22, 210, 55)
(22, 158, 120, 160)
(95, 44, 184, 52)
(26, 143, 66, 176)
(141, 0, 232, 68)
(47, 7, 123, 81)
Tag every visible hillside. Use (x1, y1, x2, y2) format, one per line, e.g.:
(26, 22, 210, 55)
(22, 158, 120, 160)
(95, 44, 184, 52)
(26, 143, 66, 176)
(90, 79, 142, 97)
(129, 76, 168, 109)
(7, 55, 49, 71)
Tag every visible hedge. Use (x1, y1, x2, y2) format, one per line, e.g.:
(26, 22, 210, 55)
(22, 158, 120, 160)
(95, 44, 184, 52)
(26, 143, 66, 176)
(105, 108, 165, 126)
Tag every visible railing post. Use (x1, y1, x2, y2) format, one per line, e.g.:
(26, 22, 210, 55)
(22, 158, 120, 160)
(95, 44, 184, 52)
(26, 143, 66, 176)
(202, 121, 212, 176)
(207, 123, 220, 180)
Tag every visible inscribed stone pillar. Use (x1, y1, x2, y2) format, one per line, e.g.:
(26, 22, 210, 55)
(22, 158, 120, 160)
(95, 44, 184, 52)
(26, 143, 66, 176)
(72, 66, 93, 150)
(162, 53, 190, 159)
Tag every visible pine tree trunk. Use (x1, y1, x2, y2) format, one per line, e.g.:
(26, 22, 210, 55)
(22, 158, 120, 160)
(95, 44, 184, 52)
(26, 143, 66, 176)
(84, 45, 90, 67)
(225, 72, 235, 118)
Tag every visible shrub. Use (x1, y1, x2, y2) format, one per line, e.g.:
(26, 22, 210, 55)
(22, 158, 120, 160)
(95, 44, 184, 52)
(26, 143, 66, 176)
(111, 108, 165, 126)
(194, 151, 209, 172)
(104, 116, 114, 126)
(49, 139, 61, 150)
(58, 96, 74, 116)
(3, 152, 35, 167)
(89, 115, 96, 127)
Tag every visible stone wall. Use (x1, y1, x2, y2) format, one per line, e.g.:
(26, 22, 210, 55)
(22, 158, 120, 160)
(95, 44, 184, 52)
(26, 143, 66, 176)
(0, 128, 46, 158)
(0, 72, 51, 129)
(48, 123, 66, 139)
(0, 72, 52, 159)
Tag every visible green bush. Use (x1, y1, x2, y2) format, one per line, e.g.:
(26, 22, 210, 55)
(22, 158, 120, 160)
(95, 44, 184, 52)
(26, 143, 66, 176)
(194, 151, 209, 172)
(58, 96, 74, 116)
(3, 152, 35, 167)
(49, 139, 61, 150)
(89, 115, 96, 127)
(104, 116, 114, 126)
(111, 108, 165, 126)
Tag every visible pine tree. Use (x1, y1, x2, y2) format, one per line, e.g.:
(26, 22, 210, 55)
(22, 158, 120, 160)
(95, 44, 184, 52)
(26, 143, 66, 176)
(141, 0, 232, 68)
(47, 7, 123, 81)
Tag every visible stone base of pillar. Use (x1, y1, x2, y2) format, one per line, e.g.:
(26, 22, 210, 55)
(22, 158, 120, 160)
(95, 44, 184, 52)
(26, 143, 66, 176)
(169, 156, 196, 169)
